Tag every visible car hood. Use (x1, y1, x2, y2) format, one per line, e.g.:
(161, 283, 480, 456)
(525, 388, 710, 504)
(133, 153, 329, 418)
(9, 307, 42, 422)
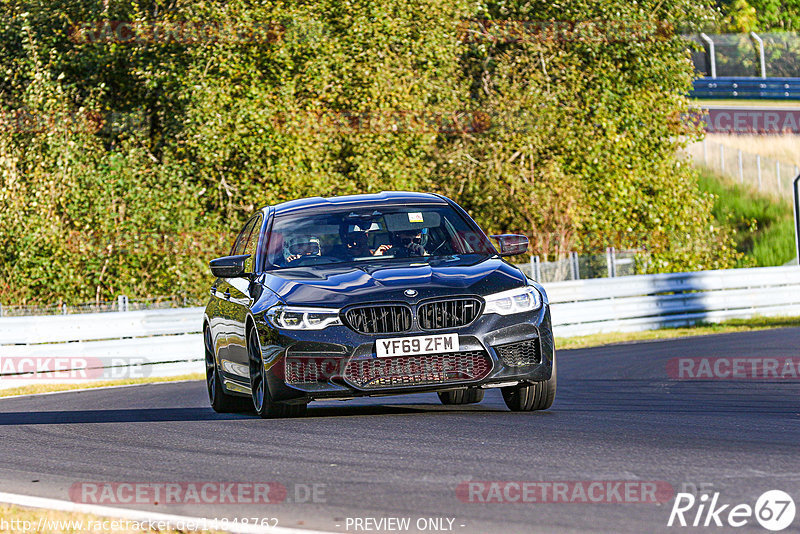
(261, 255, 526, 307)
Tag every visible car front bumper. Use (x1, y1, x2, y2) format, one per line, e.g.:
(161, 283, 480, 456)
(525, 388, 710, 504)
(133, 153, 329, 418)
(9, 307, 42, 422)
(255, 306, 555, 402)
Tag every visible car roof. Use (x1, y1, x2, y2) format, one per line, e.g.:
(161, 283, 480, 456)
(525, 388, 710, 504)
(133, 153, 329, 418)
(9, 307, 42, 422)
(268, 191, 449, 216)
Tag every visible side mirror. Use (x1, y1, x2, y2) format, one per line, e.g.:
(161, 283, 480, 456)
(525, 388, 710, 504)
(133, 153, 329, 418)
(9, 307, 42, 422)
(490, 234, 529, 257)
(209, 254, 250, 278)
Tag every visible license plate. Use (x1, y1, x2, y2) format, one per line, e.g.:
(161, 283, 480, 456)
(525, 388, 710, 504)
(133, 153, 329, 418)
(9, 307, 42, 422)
(376, 333, 459, 358)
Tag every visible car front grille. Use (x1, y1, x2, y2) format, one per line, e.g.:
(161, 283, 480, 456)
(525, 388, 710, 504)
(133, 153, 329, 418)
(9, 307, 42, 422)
(417, 298, 482, 330)
(343, 305, 412, 334)
(285, 356, 342, 384)
(343, 350, 491, 389)
(495, 339, 541, 367)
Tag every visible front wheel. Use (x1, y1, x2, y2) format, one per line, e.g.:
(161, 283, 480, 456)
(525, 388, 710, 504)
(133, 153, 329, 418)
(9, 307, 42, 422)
(501, 354, 557, 412)
(205, 328, 251, 413)
(248, 328, 307, 418)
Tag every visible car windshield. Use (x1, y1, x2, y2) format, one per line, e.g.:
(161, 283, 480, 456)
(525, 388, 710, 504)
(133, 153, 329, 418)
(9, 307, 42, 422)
(265, 204, 496, 269)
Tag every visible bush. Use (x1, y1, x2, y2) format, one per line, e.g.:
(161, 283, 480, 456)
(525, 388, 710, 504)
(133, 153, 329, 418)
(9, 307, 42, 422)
(0, 0, 739, 305)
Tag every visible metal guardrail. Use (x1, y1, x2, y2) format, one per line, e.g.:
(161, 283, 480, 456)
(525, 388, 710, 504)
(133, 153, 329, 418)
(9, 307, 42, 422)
(1, 265, 798, 386)
(548, 265, 800, 337)
(0, 308, 204, 388)
(691, 77, 800, 99)
(0, 307, 203, 345)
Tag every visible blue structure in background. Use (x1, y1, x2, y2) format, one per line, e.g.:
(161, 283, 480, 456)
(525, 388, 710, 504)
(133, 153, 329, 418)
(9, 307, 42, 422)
(691, 77, 800, 99)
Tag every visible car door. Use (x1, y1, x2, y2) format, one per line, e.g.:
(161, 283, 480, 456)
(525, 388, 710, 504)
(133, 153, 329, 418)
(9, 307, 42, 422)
(212, 216, 258, 384)
(225, 212, 264, 380)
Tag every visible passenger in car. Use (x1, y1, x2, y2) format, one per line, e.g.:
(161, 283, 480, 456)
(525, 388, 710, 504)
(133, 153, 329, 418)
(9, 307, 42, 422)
(374, 229, 427, 258)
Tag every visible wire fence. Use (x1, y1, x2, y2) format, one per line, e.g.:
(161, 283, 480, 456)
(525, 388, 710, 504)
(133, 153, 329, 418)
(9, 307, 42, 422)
(686, 32, 800, 78)
(0, 249, 643, 315)
(684, 139, 799, 200)
(516, 248, 641, 283)
(0, 295, 202, 317)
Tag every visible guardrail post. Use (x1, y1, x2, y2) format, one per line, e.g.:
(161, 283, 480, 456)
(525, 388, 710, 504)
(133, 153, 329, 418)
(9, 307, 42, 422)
(118, 294, 129, 312)
(750, 32, 766, 79)
(738, 150, 743, 183)
(757, 155, 762, 190)
(530, 255, 541, 281)
(700, 33, 717, 79)
(61, 303, 67, 315)
(794, 173, 800, 265)
(570, 251, 580, 280)
(606, 247, 617, 278)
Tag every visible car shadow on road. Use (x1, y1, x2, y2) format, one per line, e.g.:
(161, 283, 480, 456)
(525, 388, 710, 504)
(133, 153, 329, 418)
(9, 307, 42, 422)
(303, 403, 506, 418)
(0, 407, 249, 425)
(0, 403, 517, 424)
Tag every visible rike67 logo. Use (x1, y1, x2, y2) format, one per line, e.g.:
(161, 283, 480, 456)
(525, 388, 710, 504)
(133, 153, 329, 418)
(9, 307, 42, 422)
(668, 490, 795, 531)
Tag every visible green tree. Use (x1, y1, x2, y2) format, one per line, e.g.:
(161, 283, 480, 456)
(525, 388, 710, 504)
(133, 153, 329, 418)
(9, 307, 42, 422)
(0, 0, 741, 306)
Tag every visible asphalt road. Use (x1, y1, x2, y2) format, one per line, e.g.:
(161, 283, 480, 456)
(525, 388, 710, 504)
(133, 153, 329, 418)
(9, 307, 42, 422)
(1, 328, 799, 533)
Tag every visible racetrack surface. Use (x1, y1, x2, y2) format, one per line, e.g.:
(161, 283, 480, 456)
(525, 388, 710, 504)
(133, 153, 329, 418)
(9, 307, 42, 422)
(1, 328, 799, 533)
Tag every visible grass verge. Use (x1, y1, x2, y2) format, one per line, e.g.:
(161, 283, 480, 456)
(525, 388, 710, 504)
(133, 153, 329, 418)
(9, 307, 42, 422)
(697, 168, 795, 266)
(700, 133, 800, 166)
(0, 373, 204, 399)
(0, 504, 223, 533)
(557, 315, 800, 349)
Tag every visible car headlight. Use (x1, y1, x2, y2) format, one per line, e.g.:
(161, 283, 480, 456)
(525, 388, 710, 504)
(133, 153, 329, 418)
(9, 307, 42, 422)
(483, 286, 542, 316)
(265, 305, 343, 330)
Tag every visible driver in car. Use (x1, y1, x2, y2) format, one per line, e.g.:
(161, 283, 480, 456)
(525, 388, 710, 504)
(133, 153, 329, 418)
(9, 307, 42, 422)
(284, 235, 322, 264)
(374, 229, 427, 258)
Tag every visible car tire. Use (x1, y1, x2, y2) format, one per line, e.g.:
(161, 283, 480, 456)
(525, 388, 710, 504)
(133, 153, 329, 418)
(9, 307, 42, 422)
(501, 354, 557, 412)
(248, 327, 307, 419)
(438, 389, 485, 405)
(205, 327, 252, 413)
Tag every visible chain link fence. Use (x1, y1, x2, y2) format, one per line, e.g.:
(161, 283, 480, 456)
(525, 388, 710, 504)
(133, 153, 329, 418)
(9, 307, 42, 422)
(685, 139, 799, 199)
(1, 249, 644, 314)
(0, 295, 202, 317)
(516, 248, 642, 283)
(687, 33, 800, 78)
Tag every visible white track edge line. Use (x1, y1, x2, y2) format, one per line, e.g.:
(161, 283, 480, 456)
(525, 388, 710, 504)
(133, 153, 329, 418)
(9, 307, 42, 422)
(0, 491, 334, 534)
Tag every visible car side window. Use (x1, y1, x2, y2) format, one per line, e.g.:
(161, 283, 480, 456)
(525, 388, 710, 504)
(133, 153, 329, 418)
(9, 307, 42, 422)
(243, 214, 263, 273)
(231, 218, 256, 256)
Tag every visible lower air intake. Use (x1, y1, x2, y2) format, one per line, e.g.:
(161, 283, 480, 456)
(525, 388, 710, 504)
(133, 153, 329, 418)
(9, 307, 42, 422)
(495, 339, 541, 367)
(344, 351, 491, 389)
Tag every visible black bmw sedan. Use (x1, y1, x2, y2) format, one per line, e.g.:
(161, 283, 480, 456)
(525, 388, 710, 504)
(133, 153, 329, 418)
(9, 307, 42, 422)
(204, 192, 556, 418)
